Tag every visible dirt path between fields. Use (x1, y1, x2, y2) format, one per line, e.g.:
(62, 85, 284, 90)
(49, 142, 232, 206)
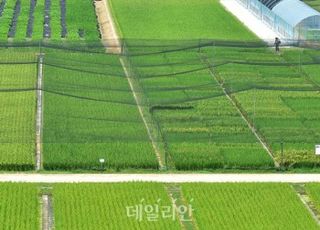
(36, 54, 44, 171)
(42, 194, 54, 230)
(166, 184, 198, 230)
(1, 174, 320, 183)
(120, 58, 165, 168)
(95, 0, 121, 54)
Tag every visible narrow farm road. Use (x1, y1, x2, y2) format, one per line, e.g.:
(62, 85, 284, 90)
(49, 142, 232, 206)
(95, 0, 121, 53)
(1, 174, 320, 183)
(35, 54, 44, 171)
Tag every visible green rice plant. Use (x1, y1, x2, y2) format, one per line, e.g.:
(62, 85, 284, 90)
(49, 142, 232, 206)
(303, 65, 320, 86)
(14, 0, 30, 40)
(0, 183, 39, 229)
(182, 183, 319, 229)
(306, 183, 320, 213)
(65, 0, 99, 40)
(52, 183, 180, 229)
(50, 0, 61, 40)
(32, 0, 44, 40)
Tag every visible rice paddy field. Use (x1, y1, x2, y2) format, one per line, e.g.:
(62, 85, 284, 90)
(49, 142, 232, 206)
(306, 183, 320, 212)
(0, 0, 99, 40)
(109, 0, 320, 169)
(109, 0, 257, 40)
(1, 0, 320, 229)
(1, 182, 320, 229)
(0, 48, 37, 170)
(0, 0, 317, 171)
(0, 183, 39, 230)
(208, 46, 320, 167)
(127, 45, 274, 170)
(42, 48, 158, 170)
(52, 183, 181, 229)
(182, 183, 320, 229)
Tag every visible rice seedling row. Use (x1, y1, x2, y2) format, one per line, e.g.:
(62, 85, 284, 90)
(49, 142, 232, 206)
(0, 0, 99, 40)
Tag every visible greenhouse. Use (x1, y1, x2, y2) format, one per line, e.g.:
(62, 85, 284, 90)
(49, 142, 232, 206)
(237, 0, 320, 40)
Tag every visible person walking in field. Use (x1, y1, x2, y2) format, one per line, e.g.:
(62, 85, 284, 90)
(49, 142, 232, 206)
(274, 37, 281, 53)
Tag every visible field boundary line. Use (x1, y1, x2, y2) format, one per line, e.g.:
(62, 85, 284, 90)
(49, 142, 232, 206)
(41, 194, 54, 230)
(165, 184, 198, 230)
(41, 185, 54, 230)
(95, 0, 121, 54)
(200, 54, 279, 168)
(36, 54, 44, 171)
(292, 184, 320, 225)
(120, 58, 165, 168)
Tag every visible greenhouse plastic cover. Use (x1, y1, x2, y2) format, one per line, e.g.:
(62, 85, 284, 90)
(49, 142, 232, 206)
(272, 0, 320, 27)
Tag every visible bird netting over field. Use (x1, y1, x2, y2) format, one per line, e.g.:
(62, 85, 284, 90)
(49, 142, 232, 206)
(0, 40, 319, 171)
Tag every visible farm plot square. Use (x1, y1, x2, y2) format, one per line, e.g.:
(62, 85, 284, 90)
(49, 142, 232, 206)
(42, 49, 158, 170)
(0, 183, 39, 229)
(208, 46, 320, 167)
(52, 183, 180, 230)
(127, 46, 273, 170)
(109, 0, 257, 40)
(182, 183, 320, 229)
(0, 49, 37, 170)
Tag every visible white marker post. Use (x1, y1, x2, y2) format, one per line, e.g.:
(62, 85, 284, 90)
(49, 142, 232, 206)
(316, 145, 320, 156)
(99, 158, 105, 170)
